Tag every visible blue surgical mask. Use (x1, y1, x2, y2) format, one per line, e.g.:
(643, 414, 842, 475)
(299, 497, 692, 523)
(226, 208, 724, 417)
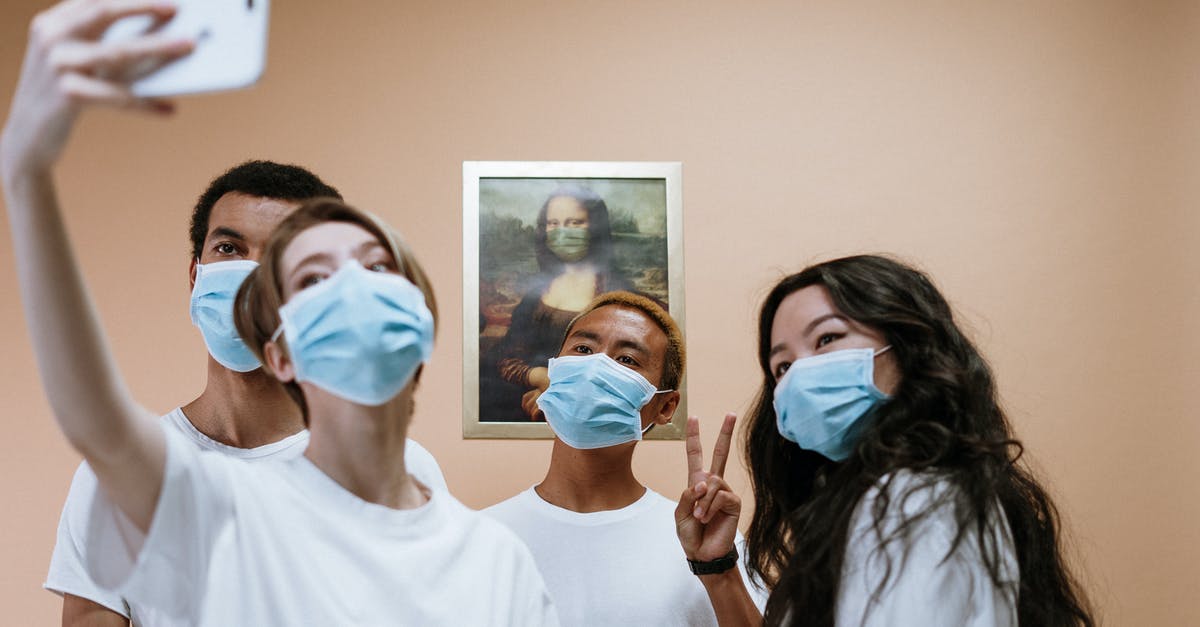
(272, 260, 434, 406)
(537, 353, 672, 449)
(190, 260, 260, 372)
(773, 346, 892, 461)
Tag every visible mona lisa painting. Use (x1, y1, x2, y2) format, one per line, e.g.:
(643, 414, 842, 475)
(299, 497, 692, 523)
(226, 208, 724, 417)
(463, 161, 685, 440)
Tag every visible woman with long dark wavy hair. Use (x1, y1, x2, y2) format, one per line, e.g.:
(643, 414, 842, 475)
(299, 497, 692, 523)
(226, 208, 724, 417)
(676, 255, 1093, 626)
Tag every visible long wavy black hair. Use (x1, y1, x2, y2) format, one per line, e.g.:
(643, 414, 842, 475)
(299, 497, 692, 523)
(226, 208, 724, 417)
(744, 255, 1093, 626)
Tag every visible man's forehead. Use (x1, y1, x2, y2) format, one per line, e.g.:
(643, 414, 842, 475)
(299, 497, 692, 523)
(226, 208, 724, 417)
(571, 305, 668, 348)
(206, 193, 299, 240)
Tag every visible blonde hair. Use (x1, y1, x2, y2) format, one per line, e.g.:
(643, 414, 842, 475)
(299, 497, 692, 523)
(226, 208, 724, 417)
(564, 291, 685, 389)
(233, 198, 438, 420)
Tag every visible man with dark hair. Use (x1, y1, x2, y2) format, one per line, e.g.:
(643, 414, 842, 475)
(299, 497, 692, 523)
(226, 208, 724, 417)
(484, 291, 763, 626)
(187, 160, 342, 260)
(41, 160, 449, 627)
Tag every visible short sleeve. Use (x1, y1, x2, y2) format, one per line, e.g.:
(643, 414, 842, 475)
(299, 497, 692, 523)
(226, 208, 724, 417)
(839, 518, 975, 626)
(405, 438, 448, 492)
(44, 462, 131, 617)
(84, 427, 237, 621)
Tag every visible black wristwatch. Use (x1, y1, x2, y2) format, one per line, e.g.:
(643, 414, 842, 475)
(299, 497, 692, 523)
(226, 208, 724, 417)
(687, 547, 739, 575)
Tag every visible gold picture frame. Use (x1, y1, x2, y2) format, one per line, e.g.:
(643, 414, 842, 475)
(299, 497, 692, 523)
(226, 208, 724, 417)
(463, 161, 686, 439)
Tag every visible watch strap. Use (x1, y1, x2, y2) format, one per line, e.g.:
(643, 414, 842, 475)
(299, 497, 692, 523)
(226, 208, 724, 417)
(687, 547, 739, 575)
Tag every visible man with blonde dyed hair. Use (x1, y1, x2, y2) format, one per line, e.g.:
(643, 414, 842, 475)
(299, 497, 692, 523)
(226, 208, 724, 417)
(485, 291, 763, 627)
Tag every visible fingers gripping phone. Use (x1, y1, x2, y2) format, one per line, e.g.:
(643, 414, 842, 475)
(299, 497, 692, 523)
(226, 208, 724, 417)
(103, 0, 270, 97)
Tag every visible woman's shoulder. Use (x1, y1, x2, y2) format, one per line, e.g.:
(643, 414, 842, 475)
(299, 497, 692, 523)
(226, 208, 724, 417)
(859, 469, 958, 518)
(839, 470, 1020, 626)
(850, 468, 1018, 580)
(848, 470, 972, 555)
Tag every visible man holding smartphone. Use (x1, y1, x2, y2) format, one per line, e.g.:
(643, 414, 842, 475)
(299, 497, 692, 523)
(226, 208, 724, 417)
(1, 2, 447, 625)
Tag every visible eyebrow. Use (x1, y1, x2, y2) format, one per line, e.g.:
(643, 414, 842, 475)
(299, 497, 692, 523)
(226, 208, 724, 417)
(289, 252, 335, 278)
(613, 338, 650, 357)
(356, 240, 386, 255)
(288, 240, 389, 279)
(804, 313, 845, 336)
(767, 313, 847, 360)
(565, 329, 602, 345)
(208, 226, 246, 242)
(564, 329, 651, 357)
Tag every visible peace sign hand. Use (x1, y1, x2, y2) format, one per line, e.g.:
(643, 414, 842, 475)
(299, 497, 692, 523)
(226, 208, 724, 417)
(675, 413, 742, 563)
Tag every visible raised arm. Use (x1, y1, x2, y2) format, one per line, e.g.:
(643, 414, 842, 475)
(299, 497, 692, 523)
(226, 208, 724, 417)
(675, 414, 763, 626)
(0, 0, 194, 532)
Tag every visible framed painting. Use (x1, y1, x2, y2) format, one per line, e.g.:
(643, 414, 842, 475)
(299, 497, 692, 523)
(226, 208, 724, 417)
(463, 161, 685, 439)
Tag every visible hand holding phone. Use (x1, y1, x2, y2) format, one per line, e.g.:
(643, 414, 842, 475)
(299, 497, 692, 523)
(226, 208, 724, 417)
(103, 0, 270, 97)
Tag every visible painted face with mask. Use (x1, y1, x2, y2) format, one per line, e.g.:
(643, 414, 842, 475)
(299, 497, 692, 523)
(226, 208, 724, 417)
(543, 195, 591, 263)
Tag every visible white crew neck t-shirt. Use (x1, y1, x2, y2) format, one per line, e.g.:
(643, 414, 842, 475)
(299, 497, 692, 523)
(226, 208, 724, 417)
(81, 425, 556, 626)
(46, 408, 448, 625)
(484, 487, 766, 627)
(835, 471, 1019, 626)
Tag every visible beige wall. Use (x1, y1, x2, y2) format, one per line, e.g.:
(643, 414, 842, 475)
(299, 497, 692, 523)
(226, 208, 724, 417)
(1, 1, 1196, 624)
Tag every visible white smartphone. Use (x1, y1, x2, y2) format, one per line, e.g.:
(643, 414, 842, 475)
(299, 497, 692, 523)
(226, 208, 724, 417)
(103, 0, 270, 98)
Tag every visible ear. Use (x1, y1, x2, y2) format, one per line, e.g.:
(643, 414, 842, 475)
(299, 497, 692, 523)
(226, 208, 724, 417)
(263, 339, 296, 383)
(188, 257, 199, 290)
(653, 390, 680, 426)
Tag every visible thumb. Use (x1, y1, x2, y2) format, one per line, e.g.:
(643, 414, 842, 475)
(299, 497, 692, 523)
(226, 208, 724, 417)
(674, 486, 698, 525)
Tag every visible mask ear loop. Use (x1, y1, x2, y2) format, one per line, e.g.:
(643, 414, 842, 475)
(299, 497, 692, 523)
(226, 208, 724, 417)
(874, 345, 893, 357)
(642, 387, 677, 435)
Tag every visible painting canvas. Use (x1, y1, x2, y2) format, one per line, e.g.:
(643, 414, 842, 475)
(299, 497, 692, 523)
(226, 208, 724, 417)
(463, 162, 685, 439)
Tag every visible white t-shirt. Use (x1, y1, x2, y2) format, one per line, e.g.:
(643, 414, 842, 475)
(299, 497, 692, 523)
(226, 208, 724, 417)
(484, 487, 767, 627)
(45, 408, 449, 625)
(81, 425, 556, 626)
(835, 471, 1019, 627)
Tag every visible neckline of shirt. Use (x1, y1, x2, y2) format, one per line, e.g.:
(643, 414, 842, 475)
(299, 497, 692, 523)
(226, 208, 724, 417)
(166, 407, 309, 460)
(285, 454, 445, 533)
(521, 485, 663, 526)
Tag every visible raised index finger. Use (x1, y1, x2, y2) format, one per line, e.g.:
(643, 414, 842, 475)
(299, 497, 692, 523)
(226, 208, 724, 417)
(685, 415, 705, 487)
(708, 412, 737, 477)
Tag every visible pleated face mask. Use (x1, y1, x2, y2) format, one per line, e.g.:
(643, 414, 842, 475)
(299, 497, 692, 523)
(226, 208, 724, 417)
(545, 227, 589, 262)
(272, 260, 434, 406)
(772, 346, 892, 461)
(190, 260, 261, 372)
(536, 353, 671, 449)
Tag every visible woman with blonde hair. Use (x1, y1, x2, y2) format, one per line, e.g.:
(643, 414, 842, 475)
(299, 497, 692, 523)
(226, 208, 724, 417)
(3, 2, 556, 623)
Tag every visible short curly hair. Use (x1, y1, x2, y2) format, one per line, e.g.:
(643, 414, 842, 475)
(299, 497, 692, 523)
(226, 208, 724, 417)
(189, 160, 341, 259)
(562, 291, 685, 390)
